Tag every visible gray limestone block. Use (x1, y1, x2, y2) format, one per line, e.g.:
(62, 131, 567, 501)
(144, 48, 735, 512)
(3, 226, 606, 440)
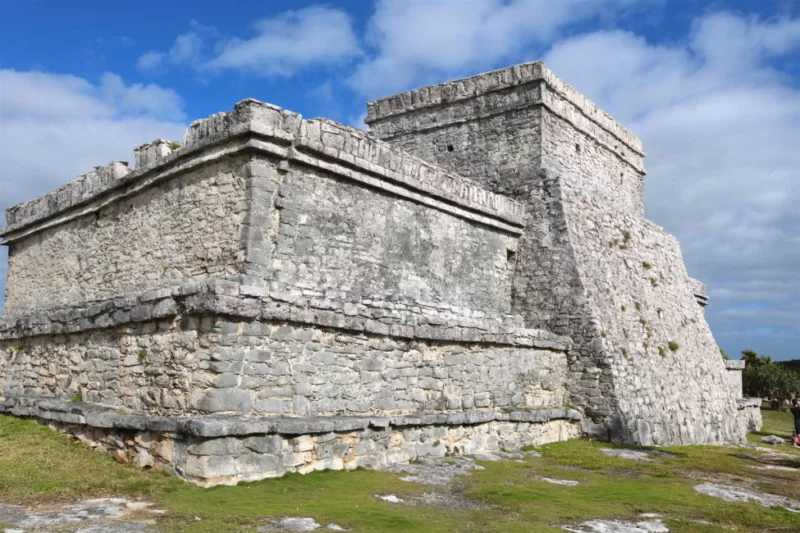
(255, 398, 293, 414)
(244, 435, 284, 454)
(214, 373, 240, 388)
(187, 437, 244, 456)
(237, 452, 283, 475)
(198, 389, 253, 413)
(184, 454, 238, 478)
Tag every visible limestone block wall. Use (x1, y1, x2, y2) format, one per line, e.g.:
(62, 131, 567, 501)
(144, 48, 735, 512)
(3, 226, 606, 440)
(557, 204, 739, 443)
(3, 155, 250, 316)
(9, 402, 579, 486)
(367, 61, 743, 445)
(270, 164, 518, 319)
(723, 360, 746, 399)
(2, 97, 525, 325)
(369, 100, 543, 198)
(0, 300, 570, 418)
(1, 95, 566, 422)
(538, 92, 738, 444)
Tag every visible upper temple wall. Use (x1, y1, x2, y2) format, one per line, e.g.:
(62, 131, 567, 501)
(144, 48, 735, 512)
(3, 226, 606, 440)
(268, 161, 519, 320)
(2, 101, 523, 239)
(365, 61, 646, 216)
(4, 155, 250, 314)
(1, 100, 525, 320)
(366, 61, 643, 160)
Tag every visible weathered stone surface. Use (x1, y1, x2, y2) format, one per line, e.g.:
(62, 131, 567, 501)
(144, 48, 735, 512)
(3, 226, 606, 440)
(0, 498, 159, 531)
(381, 455, 485, 485)
(0, 318, 570, 417)
(761, 435, 786, 445)
(257, 517, 320, 531)
(599, 448, 676, 461)
(366, 60, 753, 446)
(694, 483, 800, 513)
(536, 477, 580, 486)
(561, 519, 669, 533)
(0, 60, 756, 485)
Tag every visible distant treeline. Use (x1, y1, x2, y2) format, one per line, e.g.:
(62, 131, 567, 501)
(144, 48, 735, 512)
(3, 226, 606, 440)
(778, 359, 800, 374)
(741, 351, 800, 401)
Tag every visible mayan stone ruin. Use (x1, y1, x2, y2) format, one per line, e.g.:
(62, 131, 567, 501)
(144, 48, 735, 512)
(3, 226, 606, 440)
(0, 61, 760, 486)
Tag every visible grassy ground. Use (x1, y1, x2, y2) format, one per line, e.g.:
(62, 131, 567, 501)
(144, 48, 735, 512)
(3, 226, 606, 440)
(1, 412, 799, 532)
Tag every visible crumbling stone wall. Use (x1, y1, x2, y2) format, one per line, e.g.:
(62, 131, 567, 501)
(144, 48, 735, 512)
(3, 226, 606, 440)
(271, 164, 518, 318)
(0, 61, 754, 485)
(1, 317, 568, 417)
(367, 61, 743, 445)
(4, 157, 249, 315)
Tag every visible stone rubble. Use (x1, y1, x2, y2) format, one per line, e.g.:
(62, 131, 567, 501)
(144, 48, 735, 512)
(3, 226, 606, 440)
(0, 498, 159, 532)
(561, 518, 669, 532)
(694, 483, 800, 513)
(257, 517, 345, 532)
(599, 448, 676, 461)
(535, 476, 580, 486)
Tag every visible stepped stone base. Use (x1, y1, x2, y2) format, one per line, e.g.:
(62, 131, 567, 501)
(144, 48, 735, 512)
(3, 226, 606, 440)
(1, 396, 581, 486)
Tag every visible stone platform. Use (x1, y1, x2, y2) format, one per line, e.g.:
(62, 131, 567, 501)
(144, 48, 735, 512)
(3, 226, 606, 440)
(2, 396, 581, 486)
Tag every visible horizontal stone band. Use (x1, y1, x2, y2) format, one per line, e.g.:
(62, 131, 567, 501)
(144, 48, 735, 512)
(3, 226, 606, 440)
(0, 395, 582, 438)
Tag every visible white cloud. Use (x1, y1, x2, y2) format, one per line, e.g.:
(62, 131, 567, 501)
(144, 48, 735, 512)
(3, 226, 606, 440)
(205, 6, 361, 76)
(0, 70, 186, 214)
(690, 12, 800, 73)
(140, 8, 361, 77)
(544, 12, 800, 357)
(0, 71, 187, 311)
(348, 0, 649, 96)
(98, 73, 185, 120)
(137, 51, 164, 70)
(136, 20, 218, 72)
(170, 32, 204, 64)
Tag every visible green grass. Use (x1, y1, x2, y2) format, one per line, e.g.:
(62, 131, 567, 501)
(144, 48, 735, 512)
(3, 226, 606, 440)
(759, 407, 795, 438)
(1, 413, 799, 532)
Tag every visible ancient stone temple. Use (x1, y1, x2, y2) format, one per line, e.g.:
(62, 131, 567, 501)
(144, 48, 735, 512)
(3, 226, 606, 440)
(0, 61, 760, 486)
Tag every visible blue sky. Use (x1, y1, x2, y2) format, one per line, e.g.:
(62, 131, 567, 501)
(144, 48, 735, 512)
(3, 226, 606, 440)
(1, 0, 798, 360)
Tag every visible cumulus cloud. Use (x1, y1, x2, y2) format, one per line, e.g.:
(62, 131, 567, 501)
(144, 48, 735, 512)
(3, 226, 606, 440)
(206, 7, 361, 76)
(137, 20, 218, 71)
(0, 69, 186, 219)
(544, 12, 800, 356)
(137, 51, 164, 70)
(348, 0, 650, 96)
(138, 8, 361, 77)
(0, 70, 187, 310)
